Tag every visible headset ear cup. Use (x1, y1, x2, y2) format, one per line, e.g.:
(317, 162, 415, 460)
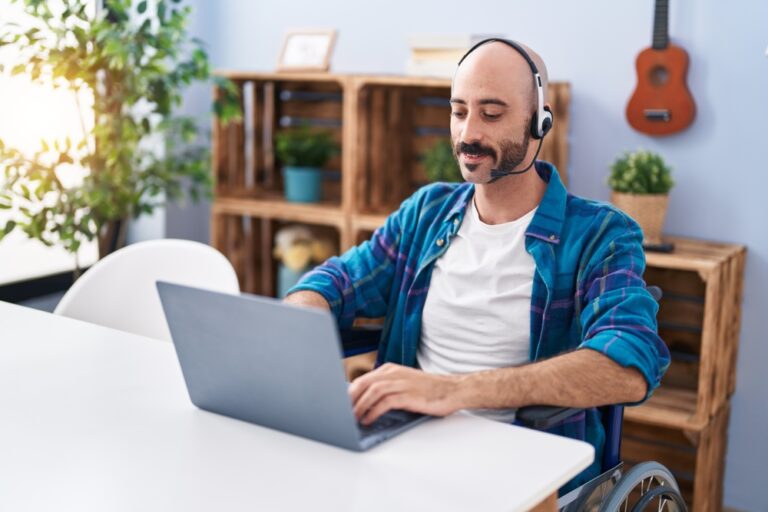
(540, 106, 554, 137)
(530, 113, 542, 139)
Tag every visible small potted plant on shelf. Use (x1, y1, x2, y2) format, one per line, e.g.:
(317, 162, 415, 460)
(422, 139, 463, 182)
(608, 149, 674, 246)
(273, 225, 336, 297)
(275, 125, 339, 203)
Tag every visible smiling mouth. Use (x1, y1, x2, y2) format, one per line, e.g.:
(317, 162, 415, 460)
(461, 152, 490, 162)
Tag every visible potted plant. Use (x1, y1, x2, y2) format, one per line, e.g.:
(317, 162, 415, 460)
(422, 139, 462, 182)
(0, 0, 240, 271)
(608, 149, 674, 245)
(273, 225, 336, 297)
(274, 125, 339, 203)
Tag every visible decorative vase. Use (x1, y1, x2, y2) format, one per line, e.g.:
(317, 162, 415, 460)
(277, 263, 311, 298)
(611, 192, 669, 245)
(283, 166, 322, 203)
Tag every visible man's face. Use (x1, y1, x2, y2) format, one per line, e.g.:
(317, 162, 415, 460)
(450, 46, 534, 183)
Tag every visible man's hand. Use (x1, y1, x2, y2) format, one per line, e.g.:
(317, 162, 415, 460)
(348, 363, 464, 425)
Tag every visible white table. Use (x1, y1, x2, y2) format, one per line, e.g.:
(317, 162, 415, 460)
(0, 301, 593, 512)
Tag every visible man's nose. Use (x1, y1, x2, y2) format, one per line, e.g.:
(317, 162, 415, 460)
(460, 112, 485, 145)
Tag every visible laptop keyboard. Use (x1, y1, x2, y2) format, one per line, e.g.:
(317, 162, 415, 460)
(358, 409, 423, 438)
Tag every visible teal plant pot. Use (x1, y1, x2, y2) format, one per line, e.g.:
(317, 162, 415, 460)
(277, 263, 311, 298)
(283, 166, 322, 203)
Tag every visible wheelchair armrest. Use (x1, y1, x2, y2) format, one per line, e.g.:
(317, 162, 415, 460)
(516, 405, 584, 429)
(339, 326, 382, 357)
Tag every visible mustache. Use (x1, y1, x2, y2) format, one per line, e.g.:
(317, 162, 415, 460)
(456, 142, 497, 160)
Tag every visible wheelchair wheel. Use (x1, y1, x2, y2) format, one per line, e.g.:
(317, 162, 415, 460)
(598, 462, 687, 512)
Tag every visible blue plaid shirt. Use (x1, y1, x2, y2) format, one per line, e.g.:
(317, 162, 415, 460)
(289, 161, 670, 491)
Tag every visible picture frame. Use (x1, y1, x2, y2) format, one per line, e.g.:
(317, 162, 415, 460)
(277, 29, 337, 72)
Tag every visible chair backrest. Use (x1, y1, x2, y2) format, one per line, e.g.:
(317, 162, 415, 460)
(54, 239, 240, 341)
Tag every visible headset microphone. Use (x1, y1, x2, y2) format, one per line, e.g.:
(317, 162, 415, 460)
(488, 137, 544, 182)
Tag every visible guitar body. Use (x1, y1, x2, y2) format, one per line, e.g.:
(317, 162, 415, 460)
(626, 44, 696, 136)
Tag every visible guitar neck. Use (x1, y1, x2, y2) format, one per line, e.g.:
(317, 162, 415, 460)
(652, 0, 670, 49)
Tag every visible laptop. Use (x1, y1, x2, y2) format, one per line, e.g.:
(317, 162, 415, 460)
(156, 281, 431, 451)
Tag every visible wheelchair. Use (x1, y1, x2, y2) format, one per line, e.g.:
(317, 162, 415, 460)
(339, 285, 687, 512)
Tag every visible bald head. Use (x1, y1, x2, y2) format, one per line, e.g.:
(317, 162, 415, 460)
(453, 40, 549, 113)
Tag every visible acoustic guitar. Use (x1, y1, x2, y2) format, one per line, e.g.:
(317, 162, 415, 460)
(626, 0, 695, 136)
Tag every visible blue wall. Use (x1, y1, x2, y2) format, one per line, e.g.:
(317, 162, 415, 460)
(183, 1, 768, 508)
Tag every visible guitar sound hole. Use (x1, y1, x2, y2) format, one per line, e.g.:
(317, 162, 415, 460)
(649, 66, 669, 86)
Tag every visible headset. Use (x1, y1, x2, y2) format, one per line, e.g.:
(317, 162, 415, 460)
(456, 38, 553, 180)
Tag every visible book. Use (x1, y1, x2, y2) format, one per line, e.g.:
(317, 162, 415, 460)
(410, 48, 468, 62)
(404, 58, 458, 78)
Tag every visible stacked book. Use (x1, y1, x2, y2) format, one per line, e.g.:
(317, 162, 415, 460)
(405, 34, 503, 78)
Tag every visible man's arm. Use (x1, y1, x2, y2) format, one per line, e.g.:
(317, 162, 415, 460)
(348, 349, 646, 425)
(283, 290, 331, 311)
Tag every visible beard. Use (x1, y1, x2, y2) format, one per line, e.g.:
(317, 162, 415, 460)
(453, 126, 531, 181)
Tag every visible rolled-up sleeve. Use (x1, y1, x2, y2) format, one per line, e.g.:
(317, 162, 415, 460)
(577, 211, 671, 404)
(286, 196, 411, 331)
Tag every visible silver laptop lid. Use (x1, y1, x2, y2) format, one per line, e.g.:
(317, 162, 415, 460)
(156, 281, 362, 450)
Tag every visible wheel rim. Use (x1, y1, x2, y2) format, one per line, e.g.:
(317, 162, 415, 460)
(627, 484, 686, 512)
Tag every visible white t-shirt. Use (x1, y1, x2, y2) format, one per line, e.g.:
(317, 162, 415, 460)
(417, 198, 537, 423)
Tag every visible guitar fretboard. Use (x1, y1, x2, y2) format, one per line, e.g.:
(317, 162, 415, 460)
(652, 0, 670, 49)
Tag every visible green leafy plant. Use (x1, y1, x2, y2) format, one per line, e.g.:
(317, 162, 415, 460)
(422, 139, 462, 182)
(275, 125, 339, 168)
(608, 150, 674, 195)
(0, 0, 240, 266)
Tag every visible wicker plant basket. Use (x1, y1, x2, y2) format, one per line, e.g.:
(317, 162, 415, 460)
(611, 192, 669, 245)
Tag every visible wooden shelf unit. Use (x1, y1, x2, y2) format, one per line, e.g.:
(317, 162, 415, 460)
(621, 236, 746, 511)
(211, 71, 571, 292)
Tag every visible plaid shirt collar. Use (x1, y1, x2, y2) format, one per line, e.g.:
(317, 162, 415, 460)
(443, 160, 567, 244)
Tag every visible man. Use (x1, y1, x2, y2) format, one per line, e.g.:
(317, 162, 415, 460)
(284, 39, 670, 491)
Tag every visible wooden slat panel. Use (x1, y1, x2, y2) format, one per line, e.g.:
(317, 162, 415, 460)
(251, 80, 264, 190)
(657, 297, 704, 330)
(540, 82, 570, 185)
(726, 250, 747, 396)
(621, 437, 696, 476)
(662, 360, 699, 391)
(263, 82, 277, 190)
(260, 218, 274, 297)
(242, 216, 258, 294)
(354, 86, 370, 214)
(280, 100, 342, 119)
(645, 267, 706, 298)
(412, 102, 450, 128)
(698, 265, 723, 420)
(692, 403, 730, 512)
(212, 85, 227, 194)
(227, 215, 245, 289)
(386, 88, 404, 210)
(368, 87, 387, 213)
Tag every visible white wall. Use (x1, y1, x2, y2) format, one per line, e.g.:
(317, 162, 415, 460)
(182, 1, 768, 508)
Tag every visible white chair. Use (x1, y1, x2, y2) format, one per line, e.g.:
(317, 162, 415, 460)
(54, 239, 240, 341)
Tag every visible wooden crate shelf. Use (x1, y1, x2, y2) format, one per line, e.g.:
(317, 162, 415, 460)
(622, 403, 731, 511)
(620, 236, 745, 511)
(641, 237, 746, 427)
